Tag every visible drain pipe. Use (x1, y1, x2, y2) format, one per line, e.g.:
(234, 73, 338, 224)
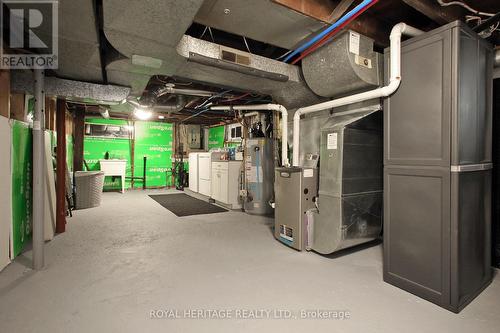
(33, 69, 45, 270)
(156, 85, 216, 98)
(211, 104, 289, 166)
(292, 23, 423, 166)
(153, 95, 186, 113)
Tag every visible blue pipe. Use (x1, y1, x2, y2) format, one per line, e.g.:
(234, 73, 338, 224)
(283, 0, 373, 63)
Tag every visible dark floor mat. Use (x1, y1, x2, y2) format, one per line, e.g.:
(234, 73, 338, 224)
(149, 193, 228, 217)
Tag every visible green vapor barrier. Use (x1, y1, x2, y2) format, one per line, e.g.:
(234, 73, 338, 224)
(83, 118, 174, 190)
(11, 121, 33, 258)
(208, 125, 225, 150)
(133, 121, 174, 188)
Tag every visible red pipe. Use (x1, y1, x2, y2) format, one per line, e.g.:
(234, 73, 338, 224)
(290, 0, 379, 65)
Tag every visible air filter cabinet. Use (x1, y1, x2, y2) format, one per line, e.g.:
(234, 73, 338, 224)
(383, 21, 493, 313)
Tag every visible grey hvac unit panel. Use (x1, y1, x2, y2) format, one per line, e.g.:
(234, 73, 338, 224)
(302, 30, 382, 98)
(244, 138, 274, 216)
(311, 110, 383, 254)
(383, 21, 493, 313)
(274, 167, 318, 250)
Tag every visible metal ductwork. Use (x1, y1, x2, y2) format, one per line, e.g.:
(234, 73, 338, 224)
(174, 35, 323, 109)
(10, 71, 130, 104)
(311, 109, 383, 254)
(302, 30, 383, 98)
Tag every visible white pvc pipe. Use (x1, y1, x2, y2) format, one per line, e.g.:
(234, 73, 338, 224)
(33, 69, 45, 270)
(211, 104, 289, 166)
(292, 23, 423, 166)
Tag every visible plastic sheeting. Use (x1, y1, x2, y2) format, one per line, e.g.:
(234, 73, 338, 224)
(44, 131, 56, 241)
(0, 116, 11, 271)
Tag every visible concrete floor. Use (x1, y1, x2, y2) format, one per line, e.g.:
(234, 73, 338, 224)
(0, 190, 499, 333)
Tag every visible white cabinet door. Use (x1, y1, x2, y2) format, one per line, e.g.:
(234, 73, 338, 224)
(188, 153, 198, 192)
(211, 166, 220, 201)
(220, 169, 229, 203)
(198, 154, 211, 180)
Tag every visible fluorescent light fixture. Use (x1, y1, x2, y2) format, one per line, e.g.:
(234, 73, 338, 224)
(158, 115, 165, 119)
(133, 108, 153, 120)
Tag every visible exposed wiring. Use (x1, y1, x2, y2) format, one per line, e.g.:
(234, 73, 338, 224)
(194, 90, 232, 110)
(208, 27, 215, 43)
(290, 0, 379, 65)
(243, 37, 252, 54)
(436, 0, 494, 17)
(466, 15, 482, 24)
(275, 50, 292, 60)
(200, 26, 208, 39)
(223, 92, 251, 102)
(480, 21, 500, 38)
(283, 0, 375, 62)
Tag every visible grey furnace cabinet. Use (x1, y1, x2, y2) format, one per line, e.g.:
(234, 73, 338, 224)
(383, 21, 493, 313)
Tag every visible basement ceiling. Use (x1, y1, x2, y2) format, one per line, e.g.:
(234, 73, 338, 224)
(19, 0, 499, 108)
(194, 0, 327, 49)
(51, 1, 102, 82)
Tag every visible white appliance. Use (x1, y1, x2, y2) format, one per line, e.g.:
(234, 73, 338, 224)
(99, 159, 127, 193)
(198, 152, 222, 197)
(188, 153, 200, 192)
(211, 161, 241, 209)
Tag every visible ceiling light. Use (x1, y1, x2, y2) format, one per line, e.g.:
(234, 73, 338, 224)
(134, 108, 153, 120)
(158, 115, 165, 120)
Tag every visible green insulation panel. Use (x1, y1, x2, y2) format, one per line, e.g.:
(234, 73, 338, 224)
(11, 121, 32, 257)
(84, 118, 132, 190)
(133, 121, 173, 188)
(83, 118, 173, 190)
(84, 136, 132, 190)
(208, 125, 225, 150)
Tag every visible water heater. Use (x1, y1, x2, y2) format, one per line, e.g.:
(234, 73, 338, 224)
(244, 138, 274, 216)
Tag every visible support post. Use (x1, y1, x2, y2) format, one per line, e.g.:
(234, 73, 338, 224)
(73, 106, 85, 171)
(33, 69, 45, 270)
(143, 156, 147, 190)
(56, 99, 66, 233)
